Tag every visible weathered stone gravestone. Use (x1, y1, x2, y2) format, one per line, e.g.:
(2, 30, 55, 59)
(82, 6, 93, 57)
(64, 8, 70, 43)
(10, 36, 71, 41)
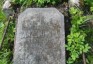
(13, 8, 65, 64)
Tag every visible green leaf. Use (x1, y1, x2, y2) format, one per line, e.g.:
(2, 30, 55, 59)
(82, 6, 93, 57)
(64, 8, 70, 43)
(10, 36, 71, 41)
(52, 1, 56, 5)
(0, 22, 4, 28)
(69, 7, 78, 15)
(83, 44, 91, 53)
(90, 7, 93, 12)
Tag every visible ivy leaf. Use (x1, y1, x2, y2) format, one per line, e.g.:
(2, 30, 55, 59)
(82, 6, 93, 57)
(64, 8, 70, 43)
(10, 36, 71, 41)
(71, 52, 78, 61)
(69, 7, 78, 15)
(67, 58, 74, 64)
(83, 44, 91, 53)
(68, 39, 72, 46)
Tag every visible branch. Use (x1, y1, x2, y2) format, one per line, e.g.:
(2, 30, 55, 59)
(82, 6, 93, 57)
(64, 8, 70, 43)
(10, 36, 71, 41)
(0, 17, 11, 50)
(82, 52, 86, 64)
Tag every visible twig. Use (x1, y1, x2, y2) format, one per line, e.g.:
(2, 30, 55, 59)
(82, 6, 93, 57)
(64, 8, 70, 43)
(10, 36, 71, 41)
(0, 17, 11, 50)
(82, 52, 86, 64)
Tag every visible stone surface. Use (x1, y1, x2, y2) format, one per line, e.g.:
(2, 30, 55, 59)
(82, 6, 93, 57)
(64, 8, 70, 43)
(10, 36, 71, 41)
(13, 8, 65, 64)
(2, 0, 14, 17)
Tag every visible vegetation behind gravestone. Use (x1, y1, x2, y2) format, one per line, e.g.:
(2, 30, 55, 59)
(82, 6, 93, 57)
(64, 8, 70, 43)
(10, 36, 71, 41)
(11, 0, 62, 7)
(0, 0, 93, 64)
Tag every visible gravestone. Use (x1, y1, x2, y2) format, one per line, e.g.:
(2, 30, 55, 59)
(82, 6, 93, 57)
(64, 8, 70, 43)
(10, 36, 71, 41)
(13, 8, 65, 64)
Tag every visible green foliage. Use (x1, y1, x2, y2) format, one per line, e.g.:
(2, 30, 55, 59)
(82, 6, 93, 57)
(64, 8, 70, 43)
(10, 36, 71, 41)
(33, 0, 60, 6)
(0, 19, 15, 64)
(12, 0, 32, 6)
(84, 0, 93, 6)
(0, 22, 4, 45)
(66, 7, 91, 64)
(87, 54, 93, 64)
(0, 1, 15, 63)
(0, 4, 7, 46)
(0, 17, 5, 45)
(12, 0, 60, 7)
(67, 6, 93, 64)
(83, 20, 93, 64)
(84, 0, 93, 13)
(1, 0, 93, 64)
(0, 49, 12, 64)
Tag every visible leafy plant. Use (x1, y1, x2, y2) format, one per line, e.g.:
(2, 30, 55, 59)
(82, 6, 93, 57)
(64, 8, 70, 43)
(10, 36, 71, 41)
(12, 0, 61, 7)
(12, 0, 32, 6)
(84, 0, 93, 13)
(0, 0, 15, 63)
(84, 0, 93, 6)
(66, 7, 91, 64)
(82, 18, 93, 64)
(33, 0, 60, 6)
(0, 49, 12, 64)
(0, 2, 7, 47)
(0, 19, 15, 64)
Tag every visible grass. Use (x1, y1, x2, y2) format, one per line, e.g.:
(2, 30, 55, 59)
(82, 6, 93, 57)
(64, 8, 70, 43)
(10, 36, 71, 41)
(0, 0, 15, 64)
